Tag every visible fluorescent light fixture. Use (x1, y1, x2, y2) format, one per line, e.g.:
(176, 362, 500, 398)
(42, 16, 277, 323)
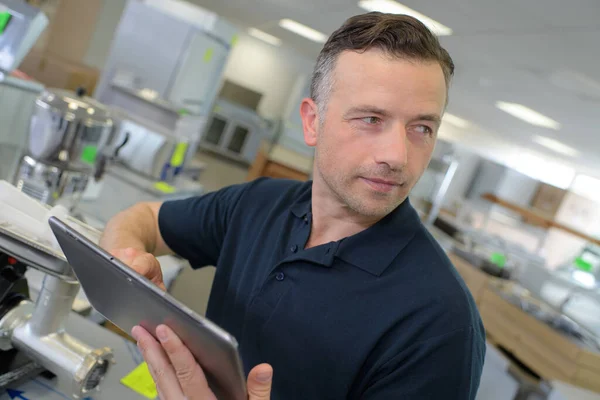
(532, 135, 579, 157)
(278, 19, 327, 43)
(248, 28, 281, 46)
(358, 0, 453, 36)
(442, 113, 470, 128)
(496, 101, 561, 130)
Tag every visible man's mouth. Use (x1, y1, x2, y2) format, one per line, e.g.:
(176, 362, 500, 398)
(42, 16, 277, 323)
(360, 177, 402, 193)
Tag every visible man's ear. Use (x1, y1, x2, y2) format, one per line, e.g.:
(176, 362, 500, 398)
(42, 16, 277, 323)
(300, 98, 319, 147)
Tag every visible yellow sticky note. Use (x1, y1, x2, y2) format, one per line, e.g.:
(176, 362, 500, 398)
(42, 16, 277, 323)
(170, 142, 189, 167)
(203, 48, 214, 63)
(121, 362, 157, 399)
(153, 181, 176, 194)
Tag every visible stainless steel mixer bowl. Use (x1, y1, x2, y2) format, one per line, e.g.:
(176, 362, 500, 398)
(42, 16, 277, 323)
(28, 88, 114, 172)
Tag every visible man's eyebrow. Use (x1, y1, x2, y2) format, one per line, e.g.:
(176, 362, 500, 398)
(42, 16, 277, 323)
(344, 106, 393, 118)
(344, 108, 442, 125)
(412, 114, 442, 125)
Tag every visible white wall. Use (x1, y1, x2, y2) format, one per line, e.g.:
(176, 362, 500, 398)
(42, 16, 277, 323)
(83, 1, 315, 121)
(84, 0, 128, 69)
(222, 33, 315, 120)
(542, 192, 600, 268)
(439, 123, 576, 190)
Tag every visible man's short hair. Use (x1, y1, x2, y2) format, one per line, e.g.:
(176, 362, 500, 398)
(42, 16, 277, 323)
(310, 12, 455, 115)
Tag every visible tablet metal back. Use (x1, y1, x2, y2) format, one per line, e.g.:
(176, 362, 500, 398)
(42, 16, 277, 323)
(48, 216, 247, 400)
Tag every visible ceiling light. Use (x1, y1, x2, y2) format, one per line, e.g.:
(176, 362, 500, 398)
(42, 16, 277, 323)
(532, 135, 579, 157)
(358, 0, 453, 36)
(248, 28, 281, 46)
(496, 101, 561, 130)
(278, 19, 327, 43)
(442, 113, 470, 128)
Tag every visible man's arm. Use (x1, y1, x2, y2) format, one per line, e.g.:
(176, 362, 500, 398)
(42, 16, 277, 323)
(99, 181, 253, 286)
(99, 202, 173, 289)
(360, 326, 485, 400)
(100, 202, 173, 256)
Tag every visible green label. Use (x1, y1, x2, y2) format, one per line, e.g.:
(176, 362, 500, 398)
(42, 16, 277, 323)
(575, 257, 593, 272)
(153, 181, 176, 194)
(0, 12, 12, 35)
(489, 252, 507, 268)
(203, 48, 214, 63)
(80, 145, 98, 165)
(170, 142, 189, 167)
(230, 34, 239, 47)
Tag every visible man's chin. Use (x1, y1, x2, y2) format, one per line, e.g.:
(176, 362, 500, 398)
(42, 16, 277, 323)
(346, 199, 402, 219)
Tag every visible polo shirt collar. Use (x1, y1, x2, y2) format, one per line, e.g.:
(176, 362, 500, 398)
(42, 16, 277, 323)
(290, 183, 421, 276)
(335, 199, 420, 276)
(290, 183, 312, 219)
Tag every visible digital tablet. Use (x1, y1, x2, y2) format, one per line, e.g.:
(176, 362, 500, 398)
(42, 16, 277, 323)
(48, 216, 247, 400)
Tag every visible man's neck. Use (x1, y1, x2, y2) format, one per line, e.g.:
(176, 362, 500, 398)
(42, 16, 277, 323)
(305, 179, 382, 249)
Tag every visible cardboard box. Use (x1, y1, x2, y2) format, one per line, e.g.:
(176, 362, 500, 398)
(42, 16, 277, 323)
(18, 50, 99, 95)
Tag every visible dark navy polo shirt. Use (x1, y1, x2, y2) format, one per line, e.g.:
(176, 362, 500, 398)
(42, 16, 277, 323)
(158, 178, 485, 399)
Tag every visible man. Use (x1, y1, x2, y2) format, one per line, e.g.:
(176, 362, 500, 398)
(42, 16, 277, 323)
(101, 12, 485, 400)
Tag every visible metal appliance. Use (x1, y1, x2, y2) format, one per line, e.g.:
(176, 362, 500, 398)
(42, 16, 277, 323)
(0, 3, 116, 397)
(0, 0, 48, 77)
(104, 105, 205, 183)
(0, 181, 113, 398)
(202, 99, 269, 164)
(0, 0, 47, 183)
(14, 88, 114, 209)
(94, 0, 238, 169)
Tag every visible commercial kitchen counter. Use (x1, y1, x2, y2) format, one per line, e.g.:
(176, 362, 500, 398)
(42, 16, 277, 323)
(450, 252, 600, 394)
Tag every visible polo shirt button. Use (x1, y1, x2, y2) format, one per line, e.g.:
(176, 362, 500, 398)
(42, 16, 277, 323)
(291, 245, 298, 253)
(276, 272, 285, 281)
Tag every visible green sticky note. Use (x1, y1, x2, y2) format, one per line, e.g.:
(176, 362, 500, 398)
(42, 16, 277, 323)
(575, 257, 593, 272)
(203, 48, 214, 63)
(0, 12, 11, 35)
(490, 252, 507, 268)
(80, 145, 98, 165)
(231, 34, 239, 47)
(153, 181, 176, 194)
(170, 142, 188, 167)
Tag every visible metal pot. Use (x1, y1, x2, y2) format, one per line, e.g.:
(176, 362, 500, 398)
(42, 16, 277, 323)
(28, 88, 113, 172)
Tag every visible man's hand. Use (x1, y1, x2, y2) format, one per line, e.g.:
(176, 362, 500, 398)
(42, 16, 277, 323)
(110, 248, 166, 291)
(132, 325, 273, 400)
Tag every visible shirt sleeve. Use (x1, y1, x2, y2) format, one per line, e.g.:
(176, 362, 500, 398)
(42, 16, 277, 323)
(361, 326, 486, 400)
(157, 182, 251, 268)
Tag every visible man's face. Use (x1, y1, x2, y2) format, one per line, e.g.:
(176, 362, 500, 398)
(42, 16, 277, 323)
(303, 49, 447, 218)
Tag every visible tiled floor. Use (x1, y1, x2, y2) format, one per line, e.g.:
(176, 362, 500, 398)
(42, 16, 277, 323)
(169, 150, 249, 315)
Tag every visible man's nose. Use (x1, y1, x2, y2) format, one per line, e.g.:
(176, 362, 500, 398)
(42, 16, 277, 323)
(374, 126, 409, 170)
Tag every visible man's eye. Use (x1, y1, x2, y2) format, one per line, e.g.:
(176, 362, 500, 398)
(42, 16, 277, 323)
(361, 117, 381, 125)
(413, 125, 433, 135)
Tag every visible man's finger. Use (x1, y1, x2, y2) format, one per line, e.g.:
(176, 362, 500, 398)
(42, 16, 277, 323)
(131, 325, 183, 399)
(247, 364, 273, 400)
(130, 253, 156, 276)
(156, 325, 216, 400)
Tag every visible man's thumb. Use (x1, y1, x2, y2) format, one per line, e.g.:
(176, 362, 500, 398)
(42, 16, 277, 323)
(247, 364, 273, 399)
